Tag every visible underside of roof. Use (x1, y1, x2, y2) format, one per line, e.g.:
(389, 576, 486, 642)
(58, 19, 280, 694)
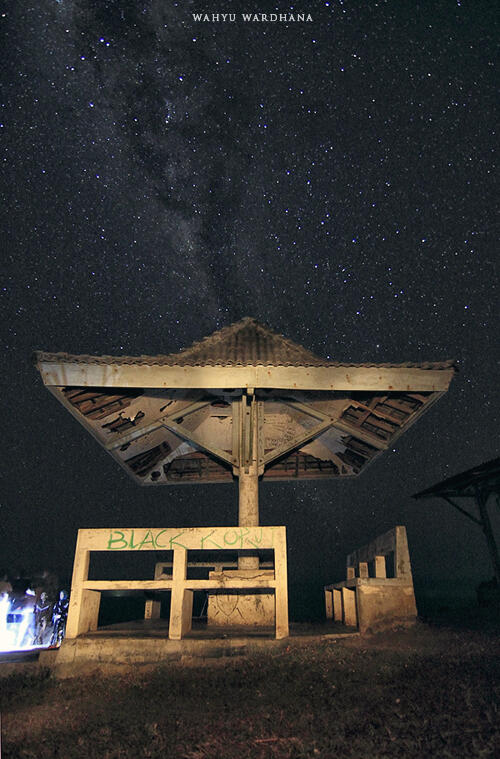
(42, 385, 445, 485)
(413, 458, 500, 499)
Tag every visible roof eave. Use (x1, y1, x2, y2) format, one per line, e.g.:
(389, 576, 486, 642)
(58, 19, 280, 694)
(413, 457, 500, 499)
(35, 357, 456, 392)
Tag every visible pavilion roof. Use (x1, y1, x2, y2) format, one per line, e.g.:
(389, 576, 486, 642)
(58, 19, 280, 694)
(34, 318, 458, 485)
(35, 317, 456, 371)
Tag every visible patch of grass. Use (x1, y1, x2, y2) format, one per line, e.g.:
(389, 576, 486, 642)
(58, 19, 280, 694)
(2, 630, 499, 758)
(0, 668, 53, 711)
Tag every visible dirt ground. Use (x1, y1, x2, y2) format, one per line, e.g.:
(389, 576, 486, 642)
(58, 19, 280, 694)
(1, 622, 499, 758)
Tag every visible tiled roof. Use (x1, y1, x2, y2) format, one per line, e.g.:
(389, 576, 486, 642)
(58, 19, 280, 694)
(167, 317, 331, 367)
(35, 317, 456, 370)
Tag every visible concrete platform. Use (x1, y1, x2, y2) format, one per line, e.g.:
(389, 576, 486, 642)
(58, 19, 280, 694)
(37, 619, 359, 676)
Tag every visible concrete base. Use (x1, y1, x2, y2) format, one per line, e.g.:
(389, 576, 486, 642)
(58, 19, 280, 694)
(37, 620, 358, 677)
(325, 526, 418, 633)
(356, 583, 417, 633)
(207, 570, 275, 627)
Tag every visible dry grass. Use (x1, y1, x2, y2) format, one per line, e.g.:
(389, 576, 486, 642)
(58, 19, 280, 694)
(1, 624, 499, 758)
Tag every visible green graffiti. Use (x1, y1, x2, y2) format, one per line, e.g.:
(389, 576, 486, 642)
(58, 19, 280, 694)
(106, 529, 187, 550)
(168, 531, 188, 551)
(137, 530, 156, 550)
(223, 529, 240, 546)
(107, 530, 128, 550)
(201, 530, 222, 549)
(128, 530, 140, 549)
(154, 529, 169, 548)
(104, 527, 279, 551)
(245, 527, 263, 548)
(223, 527, 250, 548)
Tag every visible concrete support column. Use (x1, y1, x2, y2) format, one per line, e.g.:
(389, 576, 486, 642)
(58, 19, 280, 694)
(238, 392, 260, 570)
(238, 470, 259, 569)
(238, 470, 259, 526)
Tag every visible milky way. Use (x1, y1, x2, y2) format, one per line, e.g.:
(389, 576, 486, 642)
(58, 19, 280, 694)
(1, 1, 498, 615)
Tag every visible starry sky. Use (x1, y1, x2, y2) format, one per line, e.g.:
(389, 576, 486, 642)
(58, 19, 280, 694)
(1, 0, 498, 618)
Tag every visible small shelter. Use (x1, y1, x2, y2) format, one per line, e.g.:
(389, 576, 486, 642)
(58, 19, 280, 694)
(414, 458, 500, 584)
(35, 317, 456, 628)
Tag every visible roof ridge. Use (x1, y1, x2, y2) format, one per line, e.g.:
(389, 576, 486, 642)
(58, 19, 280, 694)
(173, 317, 321, 361)
(173, 317, 259, 354)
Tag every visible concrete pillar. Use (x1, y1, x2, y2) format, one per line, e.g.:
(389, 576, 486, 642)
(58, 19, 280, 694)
(145, 565, 170, 620)
(208, 391, 274, 628)
(358, 562, 369, 578)
(374, 555, 387, 578)
(238, 471, 259, 569)
(333, 589, 342, 622)
(394, 525, 413, 579)
(342, 587, 357, 627)
(169, 547, 193, 640)
(66, 533, 100, 639)
(274, 529, 289, 639)
(238, 470, 259, 526)
(325, 589, 333, 619)
(238, 392, 259, 570)
(144, 599, 161, 620)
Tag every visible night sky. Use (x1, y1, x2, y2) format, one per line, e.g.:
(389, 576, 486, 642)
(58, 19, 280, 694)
(1, 1, 498, 617)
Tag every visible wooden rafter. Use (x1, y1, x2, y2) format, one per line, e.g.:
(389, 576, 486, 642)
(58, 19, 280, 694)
(163, 419, 234, 468)
(331, 419, 389, 450)
(348, 399, 406, 426)
(106, 398, 208, 451)
(262, 418, 335, 467)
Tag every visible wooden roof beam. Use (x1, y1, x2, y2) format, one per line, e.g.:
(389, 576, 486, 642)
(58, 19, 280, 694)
(36, 361, 455, 393)
(330, 419, 389, 451)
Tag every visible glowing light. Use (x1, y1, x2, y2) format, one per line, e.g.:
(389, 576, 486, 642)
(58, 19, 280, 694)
(0, 592, 49, 652)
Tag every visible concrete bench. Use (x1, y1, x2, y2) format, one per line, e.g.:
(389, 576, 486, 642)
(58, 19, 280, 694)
(66, 526, 289, 641)
(144, 560, 274, 621)
(324, 526, 417, 633)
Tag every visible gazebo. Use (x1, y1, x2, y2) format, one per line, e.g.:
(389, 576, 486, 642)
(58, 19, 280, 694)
(35, 317, 456, 630)
(414, 458, 500, 585)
